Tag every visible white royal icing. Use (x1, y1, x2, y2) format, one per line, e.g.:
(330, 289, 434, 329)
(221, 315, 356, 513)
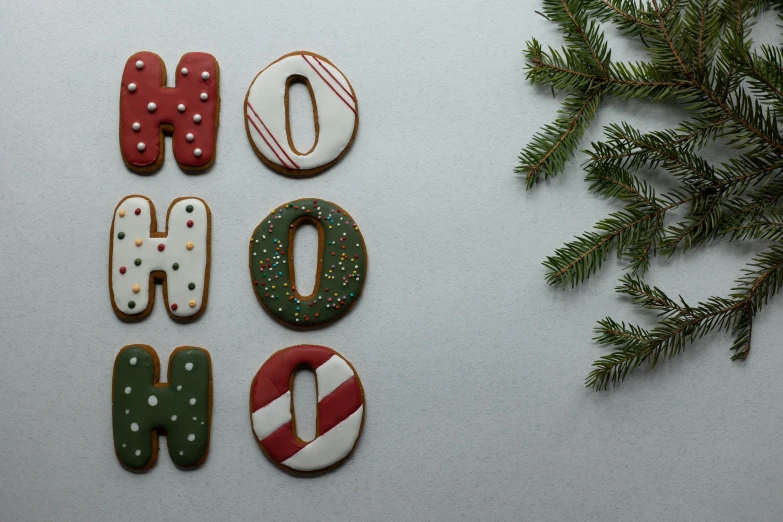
(110, 197, 209, 318)
(282, 406, 363, 471)
(315, 355, 354, 401)
(245, 52, 357, 171)
(251, 391, 292, 440)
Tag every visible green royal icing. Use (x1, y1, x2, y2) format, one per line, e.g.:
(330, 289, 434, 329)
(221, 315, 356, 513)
(112, 346, 211, 470)
(249, 198, 366, 327)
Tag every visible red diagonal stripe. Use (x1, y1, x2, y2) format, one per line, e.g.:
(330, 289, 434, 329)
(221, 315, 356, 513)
(251, 345, 334, 409)
(318, 376, 362, 434)
(312, 56, 354, 100)
(302, 55, 356, 115)
(261, 422, 306, 462)
(246, 112, 292, 169)
(247, 102, 300, 169)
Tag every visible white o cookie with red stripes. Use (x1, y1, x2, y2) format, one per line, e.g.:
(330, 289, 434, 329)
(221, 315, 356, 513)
(244, 51, 358, 178)
(250, 345, 365, 473)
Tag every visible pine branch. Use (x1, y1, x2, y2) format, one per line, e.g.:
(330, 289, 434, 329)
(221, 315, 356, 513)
(587, 246, 783, 389)
(522, 0, 783, 388)
(517, 88, 604, 187)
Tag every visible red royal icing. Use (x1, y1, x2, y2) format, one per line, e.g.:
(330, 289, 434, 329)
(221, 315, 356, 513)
(120, 52, 219, 169)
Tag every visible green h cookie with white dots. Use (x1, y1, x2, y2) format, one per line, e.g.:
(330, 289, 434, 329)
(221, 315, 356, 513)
(112, 344, 212, 471)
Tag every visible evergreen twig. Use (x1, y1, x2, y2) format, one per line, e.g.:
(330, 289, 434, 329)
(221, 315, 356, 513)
(520, 0, 783, 388)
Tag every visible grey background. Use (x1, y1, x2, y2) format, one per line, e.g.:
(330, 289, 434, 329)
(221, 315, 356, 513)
(1, 1, 782, 520)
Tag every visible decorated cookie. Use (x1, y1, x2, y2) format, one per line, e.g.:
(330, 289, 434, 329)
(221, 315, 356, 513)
(120, 51, 220, 173)
(112, 345, 212, 471)
(249, 198, 366, 328)
(244, 51, 358, 177)
(250, 345, 365, 473)
(109, 195, 211, 321)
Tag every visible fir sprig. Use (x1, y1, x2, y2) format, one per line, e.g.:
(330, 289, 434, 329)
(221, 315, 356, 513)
(520, 0, 783, 388)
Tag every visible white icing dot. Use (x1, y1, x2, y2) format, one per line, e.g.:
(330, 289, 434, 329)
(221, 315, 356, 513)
(122, 444, 126, 447)
(135, 449, 141, 456)
(147, 102, 156, 112)
(132, 122, 140, 132)
(186, 133, 194, 142)
(201, 71, 209, 80)
(194, 148, 202, 157)
(185, 362, 193, 371)
(189, 398, 196, 405)
(128, 83, 137, 92)
(124, 386, 132, 394)
(179, 451, 184, 455)
(181, 67, 188, 75)
(177, 103, 186, 112)
(200, 92, 208, 101)
(135, 60, 144, 69)
(137, 142, 146, 152)
(187, 434, 195, 441)
(171, 415, 177, 421)
(177, 385, 182, 391)
(193, 114, 202, 123)
(129, 357, 137, 365)
(125, 409, 129, 414)
(192, 417, 197, 421)
(148, 395, 158, 406)
(131, 422, 139, 432)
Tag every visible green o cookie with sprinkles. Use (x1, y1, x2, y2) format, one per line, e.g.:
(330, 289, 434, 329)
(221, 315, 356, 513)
(249, 198, 367, 328)
(112, 344, 212, 472)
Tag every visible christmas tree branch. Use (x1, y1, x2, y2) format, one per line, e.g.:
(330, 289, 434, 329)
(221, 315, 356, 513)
(521, 0, 783, 388)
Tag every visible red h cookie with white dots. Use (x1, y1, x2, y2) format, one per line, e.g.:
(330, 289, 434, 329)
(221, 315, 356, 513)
(120, 52, 220, 173)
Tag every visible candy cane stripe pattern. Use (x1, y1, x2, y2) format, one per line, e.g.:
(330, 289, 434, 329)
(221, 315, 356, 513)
(120, 51, 220, 172)
(244, 51, 358, 177)
(112, 345, 212, 471)
(250, 345, 365, 473)
(109, 195, 211, 321)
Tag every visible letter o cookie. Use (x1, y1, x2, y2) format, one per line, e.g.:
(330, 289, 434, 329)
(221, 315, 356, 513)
(244, 51, 358, 177)
(250, 345, 365, 473)
(249, 198, 367, 328)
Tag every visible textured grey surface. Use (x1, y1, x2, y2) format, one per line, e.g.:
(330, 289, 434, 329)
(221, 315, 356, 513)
(1, 1, 782, 521)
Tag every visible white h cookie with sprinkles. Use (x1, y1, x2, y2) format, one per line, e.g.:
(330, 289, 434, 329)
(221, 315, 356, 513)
(244, 51, 358, 178)
(109, 195, 211, 321)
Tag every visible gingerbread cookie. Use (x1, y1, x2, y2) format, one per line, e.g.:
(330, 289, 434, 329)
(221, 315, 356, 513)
(112, 344, 212, 471)
(109, 195, 211, 321)
(120, 51, 220, 173)
(249, 198, 366, 328)
(244, 51, 358, 177)
(250, 345, 365, 473)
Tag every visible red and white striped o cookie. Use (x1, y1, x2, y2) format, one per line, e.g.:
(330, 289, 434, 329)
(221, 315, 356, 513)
(244, 51, 358, 178)
(250, 345, 365, 473)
